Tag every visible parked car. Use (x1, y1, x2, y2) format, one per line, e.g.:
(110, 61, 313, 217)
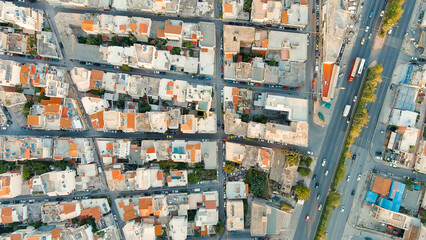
(325, 170, 329, 176)
(351, 189, 356, 195)
(322, 159, 326, 166)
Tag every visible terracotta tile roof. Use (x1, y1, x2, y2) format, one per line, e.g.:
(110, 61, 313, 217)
(281, 10, 289, 24)
(60, 117, 72, 129)
(27, 115, 40, 126)
(205, 200, 216, 209)
(1, 208, 13, 223)
(90, 111, 104, 129)
(81, 207, 101, 221)
(139, 23, 148, 33)
(138, 198, 153, 217)
(61, 203, 76, 214)
(157, 172, 163, 180)
(164, 21, 182, 35)
(181, 118, 193, 131)
(372, 176, 392, 195)
(129, 22, 136, 32)
(147, 148, 155, 154)
(119, 25, 127, 31)
(157, 29, 165, 38)
(20, 64, 29, 84)
(69, 143, 78, 157)
(232, 96, 239, 104)
(45, 104, 61, 115)
(224, 4, 233, 14)
(231, 88, 239, 95)
(82, 19, 94, 31)
(201, 48, 208, 52)
(10, 233, 22, 240)
(155, 224, 162, 236)
(127, 113, 135, 129)
(51, 229, 62, 240)
(122, 204, 137, 221)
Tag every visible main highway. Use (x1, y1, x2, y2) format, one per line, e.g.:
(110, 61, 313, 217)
(293, 0, 416, 240)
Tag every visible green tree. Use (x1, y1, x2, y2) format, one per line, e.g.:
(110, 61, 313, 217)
(138, 102, 151, 113)
(29, 49, 38, 56)
(37, 93, 49, 103)
(327, 191, 342, 208)
(121, 65, 131, 72)
(188, 173, 198, 183)
(380, 0, 405, 36)
(268, 60, 276, 66)
(171, 47, 181, 55)
(29, 37, 36, 48)
(243, 0, 253, 12)
(245, 169, 270, 199)
(224, 161, 236, 174)
(23, 101, 34, 116)
(183, 42, 192, 48)
(253, 114, 268, 124)
(286, 155, 300, 166)
(297, 167, 311, 177)
(294, 183, 311, 201)
(241, 114, 250, 123)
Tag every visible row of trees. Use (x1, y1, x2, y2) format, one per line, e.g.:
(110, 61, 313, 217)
(380, 0, 405, 37)
(315, 66, 383, 240)
(316, 192, 342, 239)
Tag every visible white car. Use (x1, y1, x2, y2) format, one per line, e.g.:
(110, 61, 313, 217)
(325, 170, 329, 176)
(341, 206, 345, 212)
(346, 175, 350, 182)
(353, 96, 358, 102)
(357, 174, 361, 181)
(365, 26, 369, 32)
(322, 159, 326, 166)
(380, 10, 385, 17)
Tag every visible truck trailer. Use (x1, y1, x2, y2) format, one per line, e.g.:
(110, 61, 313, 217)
(343, 105, 351, 117)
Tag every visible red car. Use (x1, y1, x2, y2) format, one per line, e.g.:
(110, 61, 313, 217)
(36, 56, 41, 59)
(255, 83, 261, 86)
(305, 215, 310, 221)
(266, 24, 272, 27)
(283, 86, 289, 90)
(296, 86, 302, 90)
(221, 138, 227, 142)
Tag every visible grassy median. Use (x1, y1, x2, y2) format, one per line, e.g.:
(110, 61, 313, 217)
(315, 65, 383, 239)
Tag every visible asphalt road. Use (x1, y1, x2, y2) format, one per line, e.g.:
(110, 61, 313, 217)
(292, 0, 406, 239)
(326, 1, 417, 239)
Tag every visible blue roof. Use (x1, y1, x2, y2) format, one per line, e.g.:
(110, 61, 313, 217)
(389, 180, 405, 204)
(365, 191, 378, 204)
(378, 197, 401, 212)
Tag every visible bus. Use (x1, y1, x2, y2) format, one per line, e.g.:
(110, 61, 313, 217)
(357, 58, 366, 76)
(348, 57, 361, 82)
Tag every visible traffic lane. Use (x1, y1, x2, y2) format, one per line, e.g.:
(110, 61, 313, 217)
(299, 89, 351, 239)
(326, 146, 368, 239)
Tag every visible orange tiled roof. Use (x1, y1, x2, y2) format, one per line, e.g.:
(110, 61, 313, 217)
(61, 203, 77, 214)
(27, 115, 40, 126)
(82, 19, 94, 31)
(60, 117, 72, 129)
(224, 4, 233, 14)
(139, 23, 148, 34)
(122, 204, 137, 221)
(181, 118, 193, 131)
(231, 87, 239, 95)
(157, 29, 165, 38)
(90, 111, 104, 129)
(20, 65, 29, 84)
(69, 143, 78, 157)
(138, 198, 153, 217)
(129, 22, 136, 31)
(127, 113, 135, 129)
(164, 21, 182, 35)
(1, 207, 13, 223)
(205, 200, 216, 209)
(45, 104, 61, 115)
(281, 10, 289, 24)
(155, 224, 162, 236)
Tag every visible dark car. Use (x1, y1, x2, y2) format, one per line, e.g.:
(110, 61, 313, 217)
(266, 24, 272, 27)
(375, 151, 382, 156)
(312, 174, 317, 181)
(191, 75, 196, 79)
(209, 108, 215, 111)
(159, 72, 166, 75)
(80, 61, 87, 65)
(351, 189, 356, 195)
(198, 76, 205, 80)
(315, 182, 319, 189)
(27, 55, 35, 59)
(352, 154, 357, 161)
(56, 197, 64, 201)
(52, 59, 59, 62)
